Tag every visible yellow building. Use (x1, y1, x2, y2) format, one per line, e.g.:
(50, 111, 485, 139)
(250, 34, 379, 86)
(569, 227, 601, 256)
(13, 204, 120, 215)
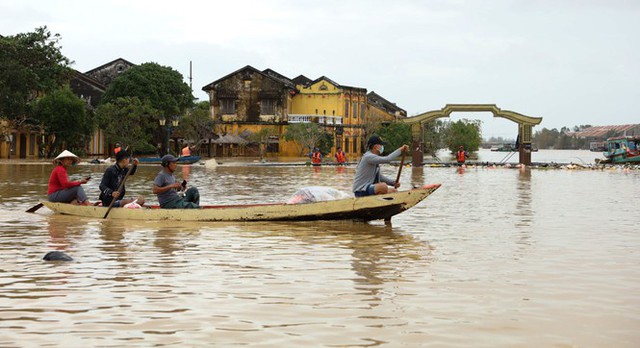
(202, 66, 406, 159)
(290, 76, 367, 157)
(0, 120, 41, 160)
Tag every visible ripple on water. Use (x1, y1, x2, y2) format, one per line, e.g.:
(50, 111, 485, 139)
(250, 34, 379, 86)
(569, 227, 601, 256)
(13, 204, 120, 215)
(0, 163, 639, 346)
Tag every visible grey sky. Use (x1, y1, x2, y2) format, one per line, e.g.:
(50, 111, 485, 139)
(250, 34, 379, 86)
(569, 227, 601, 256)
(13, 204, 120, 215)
(2, 0, 638, 138)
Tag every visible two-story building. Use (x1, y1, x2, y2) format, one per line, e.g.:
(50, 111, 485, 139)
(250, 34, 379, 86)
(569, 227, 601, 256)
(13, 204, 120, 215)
(290, 76, 368, 156)
(202, 65, 405, 158)
(77, 58, 136, 156)
(202, 65, 296, 157)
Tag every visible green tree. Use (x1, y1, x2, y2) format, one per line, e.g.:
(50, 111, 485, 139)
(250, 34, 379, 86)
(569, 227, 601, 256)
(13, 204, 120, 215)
(533, 127, 560, 149)
(99, 62, 193, 148)
(376, 122, 411, 155)
(176, 101, 215, 150)
(0, 26, 72, 128)
(284, 123, 330, 156)
(445, 119, 482, 153)
(96, 97, 158, 154)
(101, 62, 193, 118)
(249, 127, 278, 160)
(33, 86, 93, 157)
(422, 120, 447, 157)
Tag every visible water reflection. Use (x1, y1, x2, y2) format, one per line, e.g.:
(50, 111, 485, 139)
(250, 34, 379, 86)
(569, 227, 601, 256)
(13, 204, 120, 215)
(513, 168, 534, 258)
(410, 166, 424, 188)
(1, 162, 639, 346)
(237, 221, 433, 307)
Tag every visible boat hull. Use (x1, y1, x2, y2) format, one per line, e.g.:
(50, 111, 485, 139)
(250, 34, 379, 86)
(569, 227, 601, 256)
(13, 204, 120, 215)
(41, 185, 440, 222)
(137, 156, 201, 164)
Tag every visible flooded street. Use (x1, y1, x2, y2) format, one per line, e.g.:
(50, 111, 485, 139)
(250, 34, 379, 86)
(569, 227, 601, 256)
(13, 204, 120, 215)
(0, 153, 638, 347)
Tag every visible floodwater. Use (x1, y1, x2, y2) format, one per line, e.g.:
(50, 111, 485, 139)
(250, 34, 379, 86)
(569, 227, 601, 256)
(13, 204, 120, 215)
(0, 153, 638, 347)
(436, 148, 606, 165)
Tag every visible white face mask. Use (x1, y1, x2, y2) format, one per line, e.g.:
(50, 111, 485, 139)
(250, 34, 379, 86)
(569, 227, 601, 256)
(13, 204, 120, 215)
(378, 145, 385, 154)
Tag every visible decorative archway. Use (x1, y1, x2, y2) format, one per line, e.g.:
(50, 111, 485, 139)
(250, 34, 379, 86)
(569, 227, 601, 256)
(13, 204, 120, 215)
(400, 104, 543, 165)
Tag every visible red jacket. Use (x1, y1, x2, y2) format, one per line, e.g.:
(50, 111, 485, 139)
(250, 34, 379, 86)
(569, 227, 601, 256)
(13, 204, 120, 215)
(335, 151, 346, 163)
(48, 165, 81, 194)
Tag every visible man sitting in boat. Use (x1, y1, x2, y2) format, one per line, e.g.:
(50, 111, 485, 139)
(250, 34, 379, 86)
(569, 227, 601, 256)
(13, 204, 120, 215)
(152, 155, 200, 209)
(99, 150, 139, 208)
(48, 150, 92, 205)
(352, 135, 408, 197)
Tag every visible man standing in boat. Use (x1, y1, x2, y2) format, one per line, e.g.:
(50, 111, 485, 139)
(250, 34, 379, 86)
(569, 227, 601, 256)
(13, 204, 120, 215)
(153, 154, 200, 209)
(99, 150, 139, 208)
(181, 143, 193, 157)
(352, 135, 408, 197)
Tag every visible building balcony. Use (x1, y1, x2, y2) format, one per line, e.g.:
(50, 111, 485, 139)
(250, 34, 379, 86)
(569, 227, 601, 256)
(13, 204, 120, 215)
(288, 114, 342, 125)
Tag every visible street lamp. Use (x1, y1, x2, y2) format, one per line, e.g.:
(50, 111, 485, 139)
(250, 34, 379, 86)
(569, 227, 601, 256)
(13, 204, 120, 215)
(158, 116, 179, 155)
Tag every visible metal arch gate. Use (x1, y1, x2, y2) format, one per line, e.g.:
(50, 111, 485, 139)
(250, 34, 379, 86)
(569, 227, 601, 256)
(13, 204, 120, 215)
(400, 104, 543, 166)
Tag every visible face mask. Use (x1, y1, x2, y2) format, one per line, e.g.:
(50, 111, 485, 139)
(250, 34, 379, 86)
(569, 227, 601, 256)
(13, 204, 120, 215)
(379, 145, 385, 154)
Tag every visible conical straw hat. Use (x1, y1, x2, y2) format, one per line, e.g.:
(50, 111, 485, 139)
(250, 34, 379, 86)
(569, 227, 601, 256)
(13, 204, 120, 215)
(53, 150, 80, 165)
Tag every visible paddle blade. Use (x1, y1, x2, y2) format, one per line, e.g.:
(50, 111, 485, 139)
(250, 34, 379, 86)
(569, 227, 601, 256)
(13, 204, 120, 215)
(26, 203, 44, 213)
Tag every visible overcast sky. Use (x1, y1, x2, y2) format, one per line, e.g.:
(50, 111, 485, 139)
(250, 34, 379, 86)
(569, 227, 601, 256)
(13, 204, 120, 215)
(2, 0, 638, 138)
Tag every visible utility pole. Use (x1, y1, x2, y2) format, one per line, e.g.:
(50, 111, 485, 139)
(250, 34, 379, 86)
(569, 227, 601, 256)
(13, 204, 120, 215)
(189, 61, 193, 92)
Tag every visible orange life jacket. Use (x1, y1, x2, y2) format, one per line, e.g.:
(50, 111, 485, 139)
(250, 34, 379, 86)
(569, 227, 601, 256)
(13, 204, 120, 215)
(181, 146, 191, 156)
(456, 150, 466, 162)
(114, 147, 121, 154)
(312, 151, 322, 164)
(335, 151, 346, 163)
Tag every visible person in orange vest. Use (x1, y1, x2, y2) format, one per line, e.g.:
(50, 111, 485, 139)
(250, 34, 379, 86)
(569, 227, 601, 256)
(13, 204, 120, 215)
(311, 148, 322, 166)
(181, 144, 192, 157)
(456, 145, 468, 165)
(114, 143, 122, 155)
(334, 146, 347, 165)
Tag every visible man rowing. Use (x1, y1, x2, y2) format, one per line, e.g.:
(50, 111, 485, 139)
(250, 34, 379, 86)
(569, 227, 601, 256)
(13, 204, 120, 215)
(352, 135, 408, 197)
(99, 150, 139, 207)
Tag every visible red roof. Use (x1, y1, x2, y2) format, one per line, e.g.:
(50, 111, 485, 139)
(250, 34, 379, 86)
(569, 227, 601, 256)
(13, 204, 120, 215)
(572, 124, 639, 137)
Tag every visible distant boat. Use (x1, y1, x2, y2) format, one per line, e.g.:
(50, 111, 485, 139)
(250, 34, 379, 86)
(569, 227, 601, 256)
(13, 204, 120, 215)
(491, 143, 516, 152)
(490, 143, 537, 152)
(590, 141, 607, 152)
(137, 155, 201, 165)
(600, 136, 640, 164)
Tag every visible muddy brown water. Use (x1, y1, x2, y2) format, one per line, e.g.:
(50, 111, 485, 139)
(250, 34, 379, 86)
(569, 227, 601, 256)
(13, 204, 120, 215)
(0, 157, 638, 347)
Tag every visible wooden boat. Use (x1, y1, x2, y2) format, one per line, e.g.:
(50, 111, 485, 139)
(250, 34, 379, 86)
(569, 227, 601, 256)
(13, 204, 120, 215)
(490, 143, 516, 152)
(137, 155, 201, 165)
(490, 143, 538, 152)
(41, 184, 440, 222)
(601, 136, 640, 164)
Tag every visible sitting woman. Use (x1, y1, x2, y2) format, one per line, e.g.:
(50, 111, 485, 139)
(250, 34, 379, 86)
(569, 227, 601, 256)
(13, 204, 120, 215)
(48, 150, 91, 205)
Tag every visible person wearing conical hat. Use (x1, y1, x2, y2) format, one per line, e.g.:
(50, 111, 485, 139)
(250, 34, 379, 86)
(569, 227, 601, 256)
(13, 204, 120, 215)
(47, 150, 92, 205)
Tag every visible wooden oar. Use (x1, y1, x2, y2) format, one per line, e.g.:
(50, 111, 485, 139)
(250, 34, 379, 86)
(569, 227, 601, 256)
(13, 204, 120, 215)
(394, 149, 406, 187)
(103, 164, 134, 219)
(26, 202, 44, 213)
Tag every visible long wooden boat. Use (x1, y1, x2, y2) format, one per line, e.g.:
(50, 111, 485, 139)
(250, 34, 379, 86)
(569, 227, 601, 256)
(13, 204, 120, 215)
(137, 156, 201, 165)
(41, 184, 440, 222)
